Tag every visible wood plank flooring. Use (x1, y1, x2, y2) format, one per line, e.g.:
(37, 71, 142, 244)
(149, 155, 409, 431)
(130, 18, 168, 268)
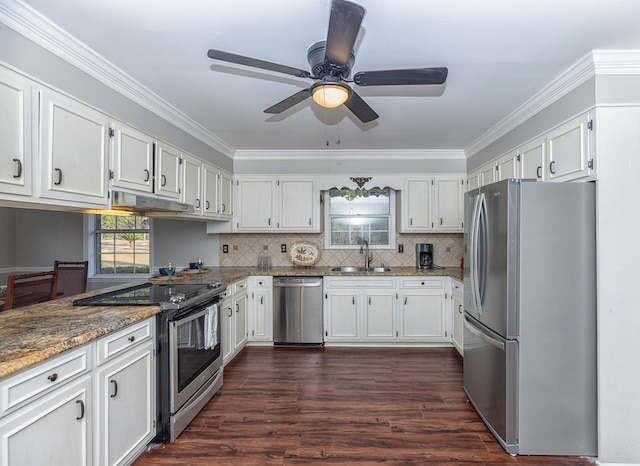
(134, 347, 594, 465)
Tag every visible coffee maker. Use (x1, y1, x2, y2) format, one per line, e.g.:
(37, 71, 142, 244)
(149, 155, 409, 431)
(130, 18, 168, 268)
(416, 243, 434, 269)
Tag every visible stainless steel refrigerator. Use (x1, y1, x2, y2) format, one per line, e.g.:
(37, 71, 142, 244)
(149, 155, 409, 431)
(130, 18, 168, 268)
(463, 179, 597, 456)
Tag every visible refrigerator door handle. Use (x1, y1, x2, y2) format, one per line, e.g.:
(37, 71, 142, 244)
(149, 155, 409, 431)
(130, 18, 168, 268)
(470, 193, 485, 316)
(464, 314, 505, 351)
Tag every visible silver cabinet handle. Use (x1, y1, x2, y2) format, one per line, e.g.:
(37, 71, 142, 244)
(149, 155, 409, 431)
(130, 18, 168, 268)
(54, 168, 63, 185)
(76, 400, 85, 420)
(144, 169, 150, 182)
(13, 158, 22, 178)
(110, 380, 118, 398)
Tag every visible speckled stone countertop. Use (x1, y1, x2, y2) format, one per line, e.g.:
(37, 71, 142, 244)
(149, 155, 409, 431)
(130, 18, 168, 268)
(0, 266, 463, 379)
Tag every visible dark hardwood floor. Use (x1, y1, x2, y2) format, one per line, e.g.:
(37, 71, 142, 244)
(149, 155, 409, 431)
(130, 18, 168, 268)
(134, 347, 594, 465)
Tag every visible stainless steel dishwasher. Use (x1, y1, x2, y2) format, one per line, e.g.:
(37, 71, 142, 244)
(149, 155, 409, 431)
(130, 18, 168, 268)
(273, 277, 324, 346)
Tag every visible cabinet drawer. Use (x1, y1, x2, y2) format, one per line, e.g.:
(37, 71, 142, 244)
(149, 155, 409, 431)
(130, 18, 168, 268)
(232, 279, 247, 294)
(0, 344, 91, 417)
(96, 319, 153, 366)
(252, 277, 271, 289)
(452, 279, 463, 296)
(400, 277, 446, 289)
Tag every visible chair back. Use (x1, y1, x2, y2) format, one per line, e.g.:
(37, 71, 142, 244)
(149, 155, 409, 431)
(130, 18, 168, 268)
(4, 271, 58, 310)
(54, 260, 89, 298)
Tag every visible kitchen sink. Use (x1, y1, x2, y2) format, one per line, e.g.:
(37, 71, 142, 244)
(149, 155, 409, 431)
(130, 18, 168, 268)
(331, 266, 392, 273)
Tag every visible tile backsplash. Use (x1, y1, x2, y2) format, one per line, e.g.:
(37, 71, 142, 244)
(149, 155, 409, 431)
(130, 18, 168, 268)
(218, 233, 463, 268)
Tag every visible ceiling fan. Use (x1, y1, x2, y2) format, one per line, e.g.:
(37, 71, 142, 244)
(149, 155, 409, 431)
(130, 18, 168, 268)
(207, 0, 448, 123)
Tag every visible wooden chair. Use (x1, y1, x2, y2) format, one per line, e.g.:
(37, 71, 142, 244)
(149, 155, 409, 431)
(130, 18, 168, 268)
(54, 260, 89, 298)
(4, 271, 58, 310)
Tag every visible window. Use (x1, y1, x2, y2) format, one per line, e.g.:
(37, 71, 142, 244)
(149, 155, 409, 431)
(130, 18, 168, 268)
(94, 215, 150, 274)
(325, 187, 395, 249)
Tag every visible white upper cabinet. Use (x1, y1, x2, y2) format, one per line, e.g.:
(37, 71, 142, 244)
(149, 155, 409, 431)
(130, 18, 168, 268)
(110, 122, 153, 193)
(235, 177, 276, 231)
(546, 112, 593, 182)
(434, 178, 464, 231)
(202, 162, 220, 218)
(154, 141, 181, 199)
(219, 170, 233, 219)
(519, 137, 546, 181)
(0, 67, 35, 197)
(401, 179, 431, 231)
(470, 111, 594, 187)
(181, 153, 202, 214)
(40, 90, 109, 207)
(234, 176, 319, 232)
(400, 176, 464, 232)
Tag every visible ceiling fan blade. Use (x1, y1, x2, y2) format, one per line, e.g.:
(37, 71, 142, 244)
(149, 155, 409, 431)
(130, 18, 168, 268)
(353, 67, 449, 86)
(344, 90, 378, 123)
(325, 0, 365, 67)
(207, 49, 311, 79)
(264, 89, 312, 114)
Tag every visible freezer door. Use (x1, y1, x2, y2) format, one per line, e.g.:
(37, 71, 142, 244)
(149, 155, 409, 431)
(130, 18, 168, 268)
(463, 313, 518, 454)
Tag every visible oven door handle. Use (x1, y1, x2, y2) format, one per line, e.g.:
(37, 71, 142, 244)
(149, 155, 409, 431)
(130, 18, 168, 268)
(172, 299, 219, 322)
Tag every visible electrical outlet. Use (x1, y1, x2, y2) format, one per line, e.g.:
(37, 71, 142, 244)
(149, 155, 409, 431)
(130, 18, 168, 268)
(398, 244, 404, 253)
(281, 244, 287, 253)
(222, 244, 229, 253)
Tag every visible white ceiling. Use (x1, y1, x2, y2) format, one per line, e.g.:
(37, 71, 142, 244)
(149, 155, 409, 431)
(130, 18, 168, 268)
(16, 0, 640, 154)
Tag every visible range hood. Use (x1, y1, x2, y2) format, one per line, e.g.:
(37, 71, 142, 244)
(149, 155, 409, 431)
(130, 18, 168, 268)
(111, 191, 194, 214)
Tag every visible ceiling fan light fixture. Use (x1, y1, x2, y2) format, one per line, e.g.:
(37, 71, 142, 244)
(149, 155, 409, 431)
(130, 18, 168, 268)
(311, 82, 350, 108)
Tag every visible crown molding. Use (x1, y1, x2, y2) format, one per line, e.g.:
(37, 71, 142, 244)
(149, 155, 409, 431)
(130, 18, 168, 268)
(0, 0, 235, 158)
(465, 50, 640, 157)
(234, 149, 465, 162)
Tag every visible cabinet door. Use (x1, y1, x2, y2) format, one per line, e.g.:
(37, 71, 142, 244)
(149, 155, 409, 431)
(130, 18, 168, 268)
(219, 171, 233, 218)
(466, 170, 480, 192)
(40, 91, 109, 206)
(96, 342, 155, 466)
(181, 155, 202, 215)
(0, 68, 33, 196)
(452, 293, 464, 356)
(325, 292, 359, 340)
(221, 298, 234, 365)
(233, 293, 248, 352)
(480, 164, 496, 187)
(0, 375, 92, 466)
(278, 178, 319, 231)
(496, 151, 518, 181)
(155, 142, 181, 199)
(202, 163, 219, 217)
(363, 292, 395, 340)
(398, 291, 446, 341)
(249, 277, 273, 342)
(519, 137, 545, 181)
(402, 179, 431, 231)
(434, 177, 463, 231)
(235, 178, 276, 230)
(547, 113, 593, 182)
(110, 122, 153, 193)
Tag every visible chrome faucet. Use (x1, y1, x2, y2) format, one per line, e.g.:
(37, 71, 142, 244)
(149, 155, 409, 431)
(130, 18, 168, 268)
(360, 239, 373, 269)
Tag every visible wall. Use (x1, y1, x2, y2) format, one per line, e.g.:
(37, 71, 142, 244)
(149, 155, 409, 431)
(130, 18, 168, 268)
(153, 218, 219, 270)
(0, 208, 17, 284)
(219, 232, 463, 268)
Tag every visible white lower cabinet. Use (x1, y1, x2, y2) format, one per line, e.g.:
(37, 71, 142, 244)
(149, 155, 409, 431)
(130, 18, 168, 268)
(324, 276, 451, 344)
(0, 318, 156, 466)
(451, 279, 464, 356)
(248, 276, 273, 343)
(94, 323, 155, 466)
(0, 374, 92, 466)
(222, 279, 248, 365)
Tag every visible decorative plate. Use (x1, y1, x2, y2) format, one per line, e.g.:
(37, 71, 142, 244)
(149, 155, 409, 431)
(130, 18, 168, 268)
(289, 242, 320, 266)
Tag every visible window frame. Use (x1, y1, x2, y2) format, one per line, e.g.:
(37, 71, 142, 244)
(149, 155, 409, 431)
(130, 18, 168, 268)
(324, 188, 396, 250)
(88, 214, 153, 278)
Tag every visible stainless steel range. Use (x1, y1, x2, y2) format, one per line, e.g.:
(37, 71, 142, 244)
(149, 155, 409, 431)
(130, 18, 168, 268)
(74, 280, 227, 442)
